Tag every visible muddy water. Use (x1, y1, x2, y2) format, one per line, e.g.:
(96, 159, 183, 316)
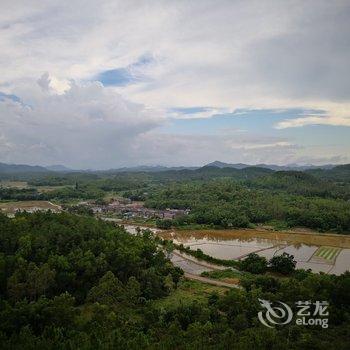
(158, 229, 350, 275)
(117, 221, 350, 275)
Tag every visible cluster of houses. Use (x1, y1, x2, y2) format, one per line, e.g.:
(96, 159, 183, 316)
(1, 198, 189, 221)
(85, 199, 189, 220)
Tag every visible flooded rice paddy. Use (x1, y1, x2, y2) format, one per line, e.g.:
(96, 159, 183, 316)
(158, 229, 350, 275)
(113, 220, 350, 275)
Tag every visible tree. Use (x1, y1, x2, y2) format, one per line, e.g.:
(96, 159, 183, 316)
(164, 240, 174, 259)
(8, 263, 55, 301)
(87, 271, 125, 305)
(125, 276, 141, 304)
(240, 253, 268, 274)
(156, 219, 172, 229)
(269, 253, 296, 275)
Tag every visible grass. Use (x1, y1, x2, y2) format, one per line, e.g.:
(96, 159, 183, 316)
(201, 269, 243, 280)
(151, 279, 228, 309)
(266, 219, 291, 231)
(78, 301, 144, 325)
(201, 269, 242, 285)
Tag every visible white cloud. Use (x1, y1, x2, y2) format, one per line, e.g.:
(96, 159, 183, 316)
(129, 133, 300, 167)
(275, 102, 350, 128)
(0, 75, 307, 167)
(0, 0, 349, 166)
(1, 1, 349, 112)
(167, 107, 231, 120)
(227, 141, 293, 150)
(0, 74, 163, 168)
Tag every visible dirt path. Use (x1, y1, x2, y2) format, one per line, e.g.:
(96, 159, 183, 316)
(48, 201, 62, 210)
(170, 250, 241, 288)
(172, 251, 228, 271)
(183, 272, 241, 289)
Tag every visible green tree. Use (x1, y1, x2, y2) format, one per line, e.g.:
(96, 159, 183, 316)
(125, 276, 141, 304)
(87, 271, 125, 305)
(269, 253, 296, 275)
(156, 219, 172, 229)
(240, 253, 268, 274)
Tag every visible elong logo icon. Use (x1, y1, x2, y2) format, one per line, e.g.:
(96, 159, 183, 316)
(258, 299, 293, 328)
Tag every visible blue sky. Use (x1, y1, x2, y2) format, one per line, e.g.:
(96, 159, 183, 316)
(159, 105, 349, 154)
(155, 109, 350, 164)
(97, 68, 134, 86)
(96, 55, 154, 86)
(159, 109, 350, 146)
(0, 1, 349, 168)
(159, 109, 308, 135)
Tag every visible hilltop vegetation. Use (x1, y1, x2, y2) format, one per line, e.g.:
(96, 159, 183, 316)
(307, 164, 350, 183)
(248, 171, 350, 199)
(146, 179, 350, 232)
(0, 212, 349, 349)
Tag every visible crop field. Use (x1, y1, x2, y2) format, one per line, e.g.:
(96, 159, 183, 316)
(35, 185, 72, 193)
(313, 246, 341, 263)
(0, 200, 61, 214)
(0, 181, 28, 189)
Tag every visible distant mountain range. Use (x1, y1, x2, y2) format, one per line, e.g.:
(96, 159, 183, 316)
(203, 161, 335, 171)
(0, 162, 49, 173)
(45, 165, 73, 172)
(96, 161, 336, 173)
(0, 163, 74, 174)
(0, 160, 340, 174)
(104, 165, 198, 173)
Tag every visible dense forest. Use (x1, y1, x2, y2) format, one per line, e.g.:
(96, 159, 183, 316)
(0, 212, 349, 349)
(146, 179, 350, 232)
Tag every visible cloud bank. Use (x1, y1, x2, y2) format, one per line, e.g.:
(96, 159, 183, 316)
(0, 75, 163, 168)
(0, 0, 349, 167)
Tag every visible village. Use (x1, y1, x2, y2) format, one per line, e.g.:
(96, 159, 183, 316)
(0, 197, 190, 222)
(0, 196, 190, 221)
(84, 198, 190, 220)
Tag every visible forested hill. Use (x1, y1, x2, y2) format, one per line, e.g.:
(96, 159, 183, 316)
(143, 166, 274, 182)
(0, 160, 349, 177)
(0, 212, 183, 348)
(247, 171, 350, 199)
(145, 179, 350, 232)
(0, 212, 350, 349)
(307, 164, 350, 183)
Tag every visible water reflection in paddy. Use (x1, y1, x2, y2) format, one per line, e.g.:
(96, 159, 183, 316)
(159, 229, 350, 275)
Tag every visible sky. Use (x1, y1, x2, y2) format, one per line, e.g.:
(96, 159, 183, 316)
(0, 0, 349, 169)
